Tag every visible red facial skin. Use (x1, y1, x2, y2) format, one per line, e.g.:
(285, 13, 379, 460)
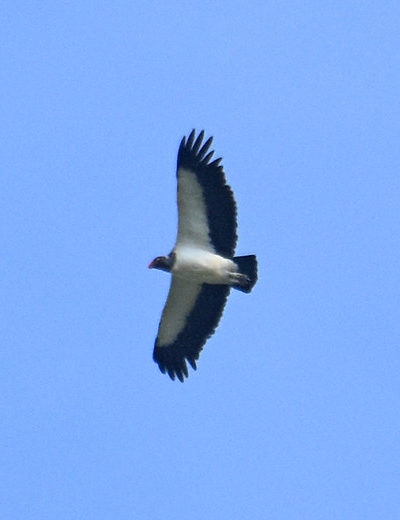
(148, 256, 171, 272)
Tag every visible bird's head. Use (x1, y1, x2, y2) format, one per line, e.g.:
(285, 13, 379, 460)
(148, 255, 173, 272)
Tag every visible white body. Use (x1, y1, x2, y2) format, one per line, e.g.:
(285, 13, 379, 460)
(173, 245, 238, 284)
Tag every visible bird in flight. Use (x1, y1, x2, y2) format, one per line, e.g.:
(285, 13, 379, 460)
(149, 130, 258, 381)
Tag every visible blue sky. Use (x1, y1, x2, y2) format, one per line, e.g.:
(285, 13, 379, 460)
(2, 2, 400, 518)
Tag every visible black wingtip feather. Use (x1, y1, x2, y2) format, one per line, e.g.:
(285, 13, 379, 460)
(186, 129, 196, 149)
(197, 136, 213, 162)
(192, 130, 205, 155)
(202, 150, 214, 164)
(209, 157, 222, 168)
(187, 358, 197, 370)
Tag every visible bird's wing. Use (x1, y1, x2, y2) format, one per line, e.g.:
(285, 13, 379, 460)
(175, 130, 238, 258)
(153, 276, 230, 381)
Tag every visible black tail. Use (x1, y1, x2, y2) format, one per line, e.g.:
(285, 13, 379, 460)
(232, 255, 258, 293)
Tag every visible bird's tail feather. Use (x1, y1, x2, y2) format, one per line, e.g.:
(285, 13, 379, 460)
(232, 255, 258, 293)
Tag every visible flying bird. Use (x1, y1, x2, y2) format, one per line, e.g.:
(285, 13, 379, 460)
(149, 130, 258, 381)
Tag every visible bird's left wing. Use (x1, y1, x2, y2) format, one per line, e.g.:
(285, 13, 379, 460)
(153, 276, 230, 382)
(175, 130, 238, 257)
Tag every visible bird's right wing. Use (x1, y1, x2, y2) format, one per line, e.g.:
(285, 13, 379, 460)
(153, 276, 230, 382)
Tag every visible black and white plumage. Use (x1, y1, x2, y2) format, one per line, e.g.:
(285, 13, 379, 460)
(149, 130, 258, 382)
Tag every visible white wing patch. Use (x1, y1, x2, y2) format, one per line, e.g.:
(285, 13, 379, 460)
(157, 277, 202, 347)
(176, 168, 214, 251)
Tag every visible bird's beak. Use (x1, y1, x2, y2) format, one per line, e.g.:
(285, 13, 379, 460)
(148, 260, 156, 269)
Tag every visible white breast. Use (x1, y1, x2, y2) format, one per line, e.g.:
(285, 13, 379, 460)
(173, 245, 237, 284)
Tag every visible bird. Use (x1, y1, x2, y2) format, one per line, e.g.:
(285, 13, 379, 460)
(149, 130, 258, 382)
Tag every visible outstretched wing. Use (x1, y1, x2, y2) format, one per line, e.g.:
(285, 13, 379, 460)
(153, 277, 230, 382)
(175, 130, 238, 258)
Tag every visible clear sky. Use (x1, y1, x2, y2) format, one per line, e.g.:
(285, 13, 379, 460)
(2, 2, 399, 519)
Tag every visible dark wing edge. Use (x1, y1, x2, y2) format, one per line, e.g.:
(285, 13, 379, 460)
(177, 130, 238, 258)
(153, 284, 231, 382)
